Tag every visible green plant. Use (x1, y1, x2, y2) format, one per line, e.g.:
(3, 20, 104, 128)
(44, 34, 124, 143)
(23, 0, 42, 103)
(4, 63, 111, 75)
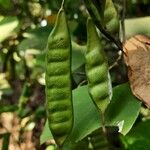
(0, 0, 149, 149)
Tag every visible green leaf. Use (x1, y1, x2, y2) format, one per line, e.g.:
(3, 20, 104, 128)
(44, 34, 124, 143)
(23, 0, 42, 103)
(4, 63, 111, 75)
(0, 0, 12, 9)
(41, 83, 141, 143)
(0, 104, 18, 114)
(72, 49, 85, 71)
(72, 83, 141, 141)
(105, 83, 141, 135)
(70, 85, 101, 141)
(0, 16, 19, 42)
(18, 26, 53, 52)
(123, 120, 150, 150)
(40, 119, 53, 145)
(125, 17, 150, 38)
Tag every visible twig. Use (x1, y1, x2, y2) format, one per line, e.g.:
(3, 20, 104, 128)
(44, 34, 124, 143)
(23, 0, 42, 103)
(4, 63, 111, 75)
(61, 0, 65, 9)
(78, 80, 87, 87)
(101, 112, 107, 135)
(109, 51, 122, 70)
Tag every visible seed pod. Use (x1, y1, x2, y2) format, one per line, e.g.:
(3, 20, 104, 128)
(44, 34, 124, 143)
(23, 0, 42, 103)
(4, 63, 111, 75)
(45, 8, 73, 147)
(104, 0, 119, 33)
(85, 18, 112, 113)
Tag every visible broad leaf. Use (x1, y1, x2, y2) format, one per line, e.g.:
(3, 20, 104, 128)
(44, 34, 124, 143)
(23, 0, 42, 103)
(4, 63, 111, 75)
(18, 26, 53, 52)
(41, 83, 141, 143)
(105, 83, 141, 135)
(0, 0, 12, 9)
(71, 39, 86, 71)
(40, 119, 53, 145)
(125, 17, 150, 38)
(0, 16, 19, 42)
(0, 104, 18, 114)
(123, 120, 150, 150)
(70, 85, 101, 141)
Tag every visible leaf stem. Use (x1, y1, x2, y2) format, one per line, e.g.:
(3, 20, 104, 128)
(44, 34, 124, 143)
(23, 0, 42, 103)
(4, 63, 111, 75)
(101, 111, 107, 135)
(109, 51, 123, 70)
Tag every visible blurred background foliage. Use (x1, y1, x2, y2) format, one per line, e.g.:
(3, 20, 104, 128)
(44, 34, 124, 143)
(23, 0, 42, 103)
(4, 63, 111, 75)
(0, 0, 150, 149)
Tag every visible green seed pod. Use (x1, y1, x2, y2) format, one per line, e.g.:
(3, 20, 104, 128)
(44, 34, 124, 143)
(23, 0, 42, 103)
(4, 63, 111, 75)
(104, 0, 119, 33)
(85, 18, 112, 113)
(45, 8, 73, 147)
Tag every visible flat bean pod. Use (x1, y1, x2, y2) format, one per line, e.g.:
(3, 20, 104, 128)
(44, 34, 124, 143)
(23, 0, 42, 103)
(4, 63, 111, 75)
(85, 18, 112, 113)
(45, 8, 73, 147)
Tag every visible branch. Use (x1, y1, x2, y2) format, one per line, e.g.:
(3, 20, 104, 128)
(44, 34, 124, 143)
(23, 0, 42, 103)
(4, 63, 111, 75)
(109, 51, 122, 70)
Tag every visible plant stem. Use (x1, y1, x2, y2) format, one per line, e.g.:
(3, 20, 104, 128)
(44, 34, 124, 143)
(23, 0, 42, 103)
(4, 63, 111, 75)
(101, 111, 107, 136)
(109, 51, 122, 70)
(61, 0, 65, 9)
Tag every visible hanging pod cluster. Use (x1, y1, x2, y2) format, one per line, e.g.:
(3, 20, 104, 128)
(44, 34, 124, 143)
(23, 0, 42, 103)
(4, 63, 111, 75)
(45, 7, 73, 147)
(45, 3, 112, 149)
